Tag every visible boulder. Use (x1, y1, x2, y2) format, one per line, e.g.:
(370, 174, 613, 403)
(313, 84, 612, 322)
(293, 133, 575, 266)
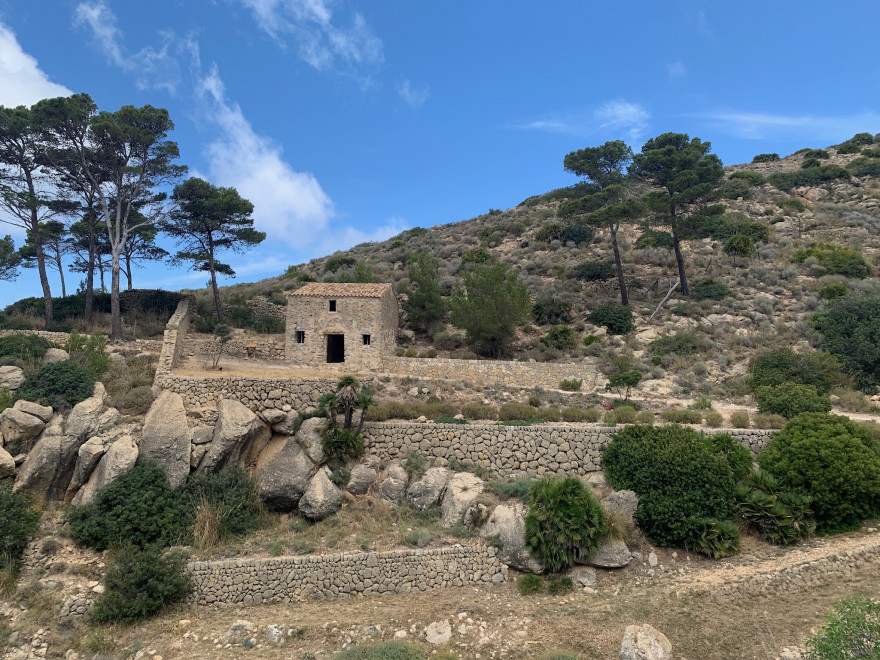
(271, 410, 299, 435)
(138, 390, 192, 489)
(0, 445, 15, 478)
(13, 417, 87, 503)
(64, 437, 107, 501)
(65, 385, 118, 442)
(407, 467, 450, 510)
(440, 472, 484, 527)
(480, 502, 543, 573)
(346, 464, 377, 496)
(425, 620, 452, 645)
(571, 568, 597, 589)
(255, 434, 316, 510)
(191, 425, 213, 445)
(12, 400, 53, 423)
(296, 417, 326, 464)
(298, 467, 343, 520)
(0, 408, 46, 450)
(198, 399, 270, 473)
(0, 365, 24, 391)
(191, 443, 209, 468)
(259, 408, 287, 425)
(377, 463, 409, 505)
(42, 348, 69, 363)
(71, 436, 138, 506)
(585, 538, 631, 569)
(619, 624, 673, 660)
(604, 490, 639, 524)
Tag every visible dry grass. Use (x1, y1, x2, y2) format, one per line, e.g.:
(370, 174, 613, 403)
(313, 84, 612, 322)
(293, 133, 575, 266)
(192, 497, 222, 552)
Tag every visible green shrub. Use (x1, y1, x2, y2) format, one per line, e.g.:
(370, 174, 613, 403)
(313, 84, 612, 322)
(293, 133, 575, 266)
(532, 293, 572, 324)
(814, 295, 880, 390)
(754, 382, 832, 418)
(794, 243, 870, 279)
(728, 170, 766, 186)
(849, 157, 880, 177)
(759, 413, 880, 533)
(635, 230, 674, 249)
(559, 379, 582, 392)
(752, 153, 780, 163)
(648, 332, 707, 357)
(334, 642, 427, 659)
(804, 598, 880, 660)
(737, 469, 815, 545)
(560, 406, 585, 421)
(704, 411, 723, 427)
(404, 452, 428, 477)
(749, 349, 842, 395)
(322, 427, 365, 461)
(547, 576, 574, 594)
(768, 164, 850, 191)
(462, 403, 499, 421)
(819, 282, 851, 300)
(113, 385, 154, 415)
(570, 260, 614, 282)
(535, 222, 563, 243)
(560, 223, 594, 246)
(0, 334, 52, 361)
(635, 411, 655, 425)
(719, 178, 752, 200)
(517, 573, 544, 595)
(589, 303, 633, 335)
(89, 546, 192, 624)
(252, 315, 285, 334)
(524, 478, 606, 573)
(606, 370, 642, 401)
(582, 408, 601, 423)
(692, 279, 730, 301)
(835, 141, 861, 155)
(777, 198, 806, 214)
(660, 409, 703, 424)
(0, 483, 41, 573)
(583, 334, 601, 347)
(0, 387, 12, 414)
(180, 468, 264, 540)
(685, 517, 740, 558)
(541, 325, 576, 350)
(752, 413, 787, 429)
(602, 425, 740, 548)
(16, 361, 95, 409)
(487, 479, 536, 503)
(729, 411, 750, 428)
(63, 330, 109, 376)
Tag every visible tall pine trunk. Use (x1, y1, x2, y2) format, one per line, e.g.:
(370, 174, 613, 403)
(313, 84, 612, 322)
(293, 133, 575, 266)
(610, 224, 629, 306)
(110, 247, 123, 342)
(84, 226, 96, 324)
(672, 232, 689, 296)
(210, 257, 223, 321)
(55, 250, 66, 298)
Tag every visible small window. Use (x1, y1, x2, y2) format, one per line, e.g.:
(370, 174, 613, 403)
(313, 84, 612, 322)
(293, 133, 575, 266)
(295, 330, 305, 344)
(329, 299, 337, 312)
(362, 334, 371, 346)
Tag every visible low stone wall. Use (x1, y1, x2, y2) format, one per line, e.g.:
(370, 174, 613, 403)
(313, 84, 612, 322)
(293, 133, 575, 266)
(361, 422, 775, 478)
(0, 329, 73, 344)
(187, 545, 506, 605)
(154, 298, 192, 383)
(182, 337, 285, 362)
(158, 374, 330, 410)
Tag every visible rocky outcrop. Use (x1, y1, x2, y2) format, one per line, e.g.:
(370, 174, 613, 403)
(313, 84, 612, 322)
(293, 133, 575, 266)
(346, 464, 377, 495)
(12, 400, 53, 422)
(0, 445, 15, 478)
(440, 472, 484, 527)
(198, 399, 270, 474)
(619, 624, 673, 660)
(377, 463, 409, 505)
(271, 410, 299, 435)
(586, 538, 631, 569)
(72, 436, 138, 506)
(407, 467, 450, 510)
(480, 502, 543, 573)
(604, 490, 639, 524)
(64, 437, 107, 501)
(298, 467, 343, 520)
(42, 348, 69, 363)
(0, 365, 25, 391)
(138, 390, 192, 489)
(0, 406, 46, 450)
(297, 417, 326, 464)
(255, 435, 316, 510)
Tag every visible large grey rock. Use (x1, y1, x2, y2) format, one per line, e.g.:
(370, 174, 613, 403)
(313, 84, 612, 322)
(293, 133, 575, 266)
(191, 443, 209, 468)
(346, 464, 377, 495)
(198, 399, 269, 473)
(191, 425, 213, 445)
(586, 538, 631, 568)
(65, 385, 118, 442)
(71, 436, 138, 506)
(13, 400, 53, 423)
(604, 490, 639, 524)
(407, 467, 450, 510)
(138, 390, 192, 489)
(259, 408, 287, 425)
(480, 502, 543, 573)
(619, 624, 673, 660)
(425, 620, 452, 645)
(377, 463, 409, 505)
(0, 365, 24, 390)
(255, 434, 316, 510)
(0, 408, 46, 449)
(42, 348, 69, 363)
(0, 445, 15, 478)
(13, 416, 85, 504)
(296, 417, 326, 464)
(271, 410, 299, 435)
(64, 437, 107, 501)
(298, 467, 343, 520)
(440, 472, 484, 527)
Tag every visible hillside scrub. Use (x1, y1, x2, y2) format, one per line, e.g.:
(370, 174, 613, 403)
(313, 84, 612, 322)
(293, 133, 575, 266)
(15, 361, 95, 410)
(754, 382, 832, 418)
(0, 483, 41, 588)
(749, 349, 843, 395)
(814, 295, 880, 390)
(804, 598, 880, 660)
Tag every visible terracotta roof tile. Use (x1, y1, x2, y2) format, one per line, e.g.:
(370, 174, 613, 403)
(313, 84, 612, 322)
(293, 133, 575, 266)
(287, 283, 393, 298)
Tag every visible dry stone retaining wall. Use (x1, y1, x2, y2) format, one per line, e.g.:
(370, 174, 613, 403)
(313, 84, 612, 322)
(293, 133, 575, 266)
(187, 545, 506, 605)
(0, 329, 161, 352)
(182, 337, 286, 362)
(159, 374, 330, 410)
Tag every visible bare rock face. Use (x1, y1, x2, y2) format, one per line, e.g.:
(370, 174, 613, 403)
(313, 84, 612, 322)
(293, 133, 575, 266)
(407, 467, 450, 510)
(619, 624, 673, 660)
(72, 436, 138, 506)
(64, 437, 108, 501)
(271, 410, 300, 435)
(13, 400, 53, 423)
(586, 538, 632, 569)
(42, 348, 69, 363)
(198, 399, 270, 474)
(346, 464, 377, 495)
(298, 467, 343, 520)
(255, 434, 316, 510)
(0, 407, 46, 449)
(0, 445, 15, 478)
(259, 408, 287, 425)
(604, 490, 639, 525)
(480, 502, 543, 573)
(440, 472, 484, 527)
(138, 390, 192, 489)
(377, 463, 409, 505)
(0, 365, 25, 391)
(296, 417, 326, 464)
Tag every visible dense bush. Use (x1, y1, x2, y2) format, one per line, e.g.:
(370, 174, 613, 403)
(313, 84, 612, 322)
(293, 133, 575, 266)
(0, 483, 41, 573)
(0, 334, 52, 362)
(752, 153, 780, 163)
(588, 303, 633, 335)
(252, 314, 285, 334)
(603, 425, 741, 547)
(759, 413, 880, 533)
(755, 382, 832, 418)
(849, 156, 880, 177)
(749, 349, 841, 395)
(541, 325, 576, 350)
(719, 178, 752, 200)
(63, 330, 109, 377)
(819, 282, 851, 300)
(794, 243, 870, 279)
(728, 170, 766, 186)
(685, 517, 740, 558)
(768, 164, 850, 191)
(660, 409, 702, 424)
(804, 598, 880, 660)
(737, 469, 815, 545)
(570, 260, 614, 282)
(535, 223, 563, 243)
(532, 293, 571, 324)
(635, 229, 674, 249)
(692, 279, 731, 301)
(16, 361, 95, 409)
(648, 332, 707, 358)
(729, 410, 750, 428)
(180, 468, 265, 540)
(560, 223, 594, 246)
(524, 478, 606, 572)
(89, 545, 192, 624)
(814, 295, 880, 390)
(322, 427, 365, 461)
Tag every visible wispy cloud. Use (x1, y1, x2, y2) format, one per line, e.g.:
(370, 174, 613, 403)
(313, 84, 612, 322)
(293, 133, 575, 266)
(692, 9, 713, 38)
(0, 22, 71, 108)
(231, 0, 383, 80)
(666, 61, 686, 79)
(510, 99, 650, 144)
(74, 1, 186, 93)
(397, 79, 429, 109)
(594, 100, 651, 142)
(313, 216, 408, 257)
(693, 109, 880, 141)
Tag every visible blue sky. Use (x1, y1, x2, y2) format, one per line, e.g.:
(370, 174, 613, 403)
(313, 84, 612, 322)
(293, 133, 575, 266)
(1, 0, 879, 307)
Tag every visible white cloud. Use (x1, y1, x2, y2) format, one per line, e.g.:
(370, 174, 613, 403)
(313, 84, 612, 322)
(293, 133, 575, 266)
(593, 100, 651, 143)
(196, 64, 335, 249)
(313, 216, 408, 257)
(509, 100, 651, 144)
(0, 22, 71, 107)
(666, 61, 686, 78)
(397, 79, 429, 109)
(231, 0, 383, 77)
(74, 1, 183, 93)
(694, 109, 880, 141)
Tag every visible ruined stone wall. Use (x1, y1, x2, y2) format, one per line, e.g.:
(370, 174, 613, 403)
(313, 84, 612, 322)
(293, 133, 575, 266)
(154, 298, 193, 384)
(182, 337, 286, 362)
(187, 545, 506, 605)
(159, 374, 330, 410)
(0, 329, 161, 353)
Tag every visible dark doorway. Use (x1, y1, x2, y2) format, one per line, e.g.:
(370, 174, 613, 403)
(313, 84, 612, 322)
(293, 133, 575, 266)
(327, 334, 345, 363)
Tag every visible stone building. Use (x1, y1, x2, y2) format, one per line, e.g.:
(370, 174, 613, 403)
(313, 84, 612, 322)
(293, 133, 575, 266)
(285, 283, 399, 368)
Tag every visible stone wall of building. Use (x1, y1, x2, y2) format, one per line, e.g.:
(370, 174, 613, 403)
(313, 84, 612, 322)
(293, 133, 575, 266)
(187, 545, 506, 605)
